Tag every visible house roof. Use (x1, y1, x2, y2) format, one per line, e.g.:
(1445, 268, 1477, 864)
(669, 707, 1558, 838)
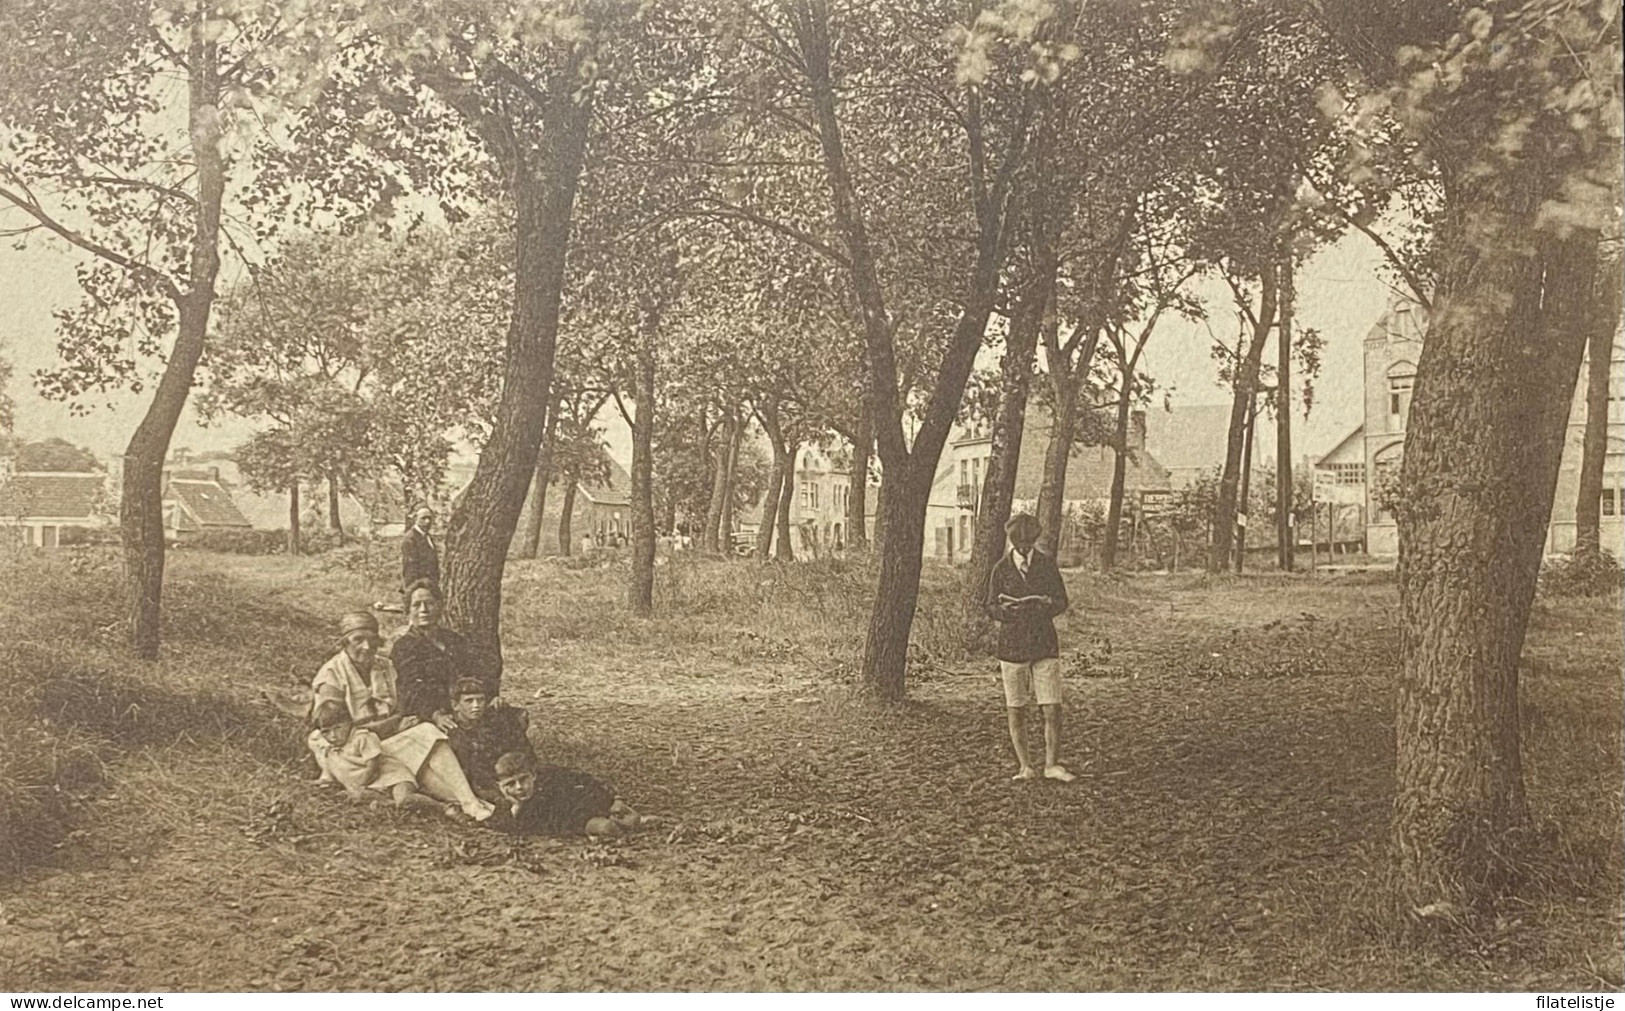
(1144, 403, 1236, 475)
(1010, 406, 1171, 501)
(578, 454, 633, 507)
(165, 478, 252, 528)
(0, 472, 104, 520)
(1315, 424, 1366, 468)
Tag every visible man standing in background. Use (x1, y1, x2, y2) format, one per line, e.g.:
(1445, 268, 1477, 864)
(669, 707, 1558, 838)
(401, 506, 440, 593)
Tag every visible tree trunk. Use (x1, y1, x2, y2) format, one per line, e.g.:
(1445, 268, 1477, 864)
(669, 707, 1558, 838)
(120, 26, 225, 659)
(327, 475, 343, 537)
(557, 477, 577, 556)
(1277, 244, 1296, 571)
(1036, 373, 1081, 558)
(1102, 381, 1133, 571)
(1235, 397, 1256, 574)
(790, 0, 1023, 698)
(287, 481, 301, 556)
(1574, 271, 1621, 558)
(871, 469, 887, 555)
(629, 304, 659, 617)
(860, 463, 931, 701)
(962, 271, 1048, 651)
(518, 405, 557, 560)
(702, 408, 735, 554)
(441, 77, 593, 690)
(1393, 176, 1598, 910)
(755, 452, 783, 562)
(1209, 261, 1279, 573)
(719, 410, 741, 552)
(847, 411, 872, 553)
(775, 441, 797, 562)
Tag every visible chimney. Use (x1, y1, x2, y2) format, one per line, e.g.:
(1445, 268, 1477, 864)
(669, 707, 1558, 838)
(1129, 410, 1147, 453)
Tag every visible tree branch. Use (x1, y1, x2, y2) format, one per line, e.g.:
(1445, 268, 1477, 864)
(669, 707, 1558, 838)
(0, 182, 182, 302)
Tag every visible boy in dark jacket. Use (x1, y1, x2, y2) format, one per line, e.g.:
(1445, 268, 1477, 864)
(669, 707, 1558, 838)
(985, 513, 1075, 783)
(445, 677, 534, 804)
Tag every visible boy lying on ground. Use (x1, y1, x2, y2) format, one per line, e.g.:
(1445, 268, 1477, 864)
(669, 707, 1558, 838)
(444, 677, 535, 804)
(312, 700, 468, 821)
(489, 751, 641, 839)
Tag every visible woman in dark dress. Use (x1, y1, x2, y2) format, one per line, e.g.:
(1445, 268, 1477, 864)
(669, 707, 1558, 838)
(392, 579, 494, 728)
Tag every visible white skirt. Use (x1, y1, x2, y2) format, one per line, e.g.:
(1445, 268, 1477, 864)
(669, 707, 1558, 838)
(378, 721, 447, 777)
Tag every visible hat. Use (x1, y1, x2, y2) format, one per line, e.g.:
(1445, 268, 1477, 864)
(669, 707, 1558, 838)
(337, 611, 380, 640)
(450, 677, 488, 701)
(413, 506, 435, 521)
(313, 700, 350, 730)
(1005, 513, 1041, 539)
(494, 751, 535, 778)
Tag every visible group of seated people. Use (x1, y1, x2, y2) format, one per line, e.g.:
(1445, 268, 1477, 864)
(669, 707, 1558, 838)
(304, 577, 639, 838)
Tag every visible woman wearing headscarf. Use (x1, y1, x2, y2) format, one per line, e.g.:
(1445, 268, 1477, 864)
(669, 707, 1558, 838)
(308, 610, 494, 822)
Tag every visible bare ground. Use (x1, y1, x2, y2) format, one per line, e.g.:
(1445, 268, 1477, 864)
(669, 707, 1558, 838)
(1, 552, 1620, 991)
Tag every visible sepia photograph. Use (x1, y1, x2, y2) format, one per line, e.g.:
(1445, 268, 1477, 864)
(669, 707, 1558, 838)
(0, 0, 1621, 996)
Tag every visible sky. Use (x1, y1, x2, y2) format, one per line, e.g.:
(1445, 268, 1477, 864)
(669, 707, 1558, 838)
(0, 228, 1393, 469)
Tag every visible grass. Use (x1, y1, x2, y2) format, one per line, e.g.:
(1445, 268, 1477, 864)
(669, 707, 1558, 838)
(0, 546, 1619, 991)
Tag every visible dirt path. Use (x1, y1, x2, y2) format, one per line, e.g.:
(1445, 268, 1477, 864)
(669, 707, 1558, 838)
(3, 566, 1619, 991)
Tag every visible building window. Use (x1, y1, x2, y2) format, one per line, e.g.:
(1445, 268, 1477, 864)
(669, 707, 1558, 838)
(1387, 372, 1415, 433)
(1603, 488, 1618, 518)
(1334, 463, 1364, 485)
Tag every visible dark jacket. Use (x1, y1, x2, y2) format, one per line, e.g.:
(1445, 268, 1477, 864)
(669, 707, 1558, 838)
(491, 766, 617, 836)
(447, 705, 534, 804)
(984, 548, 1070, 662)
(392, 625, 488, 720)
(401, 526, 439, 593)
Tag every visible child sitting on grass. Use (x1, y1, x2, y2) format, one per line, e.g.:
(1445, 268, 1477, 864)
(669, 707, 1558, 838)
(489, 750, 641, 839)
(313, 701, 464, 821)
(444, 677, 534, 804)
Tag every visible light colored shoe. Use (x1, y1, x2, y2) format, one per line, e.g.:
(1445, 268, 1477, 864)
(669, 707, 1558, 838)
(1012, 767, 1038, 781)
(1043, 764, 1076, 783)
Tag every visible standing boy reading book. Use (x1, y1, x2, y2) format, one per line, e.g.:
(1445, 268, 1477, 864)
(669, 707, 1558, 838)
(984, 513, 1075, 783)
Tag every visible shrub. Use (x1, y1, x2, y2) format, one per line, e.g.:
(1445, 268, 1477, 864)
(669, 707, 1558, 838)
(1540, 550, 1624, 598)
(183, 527, 288, 555)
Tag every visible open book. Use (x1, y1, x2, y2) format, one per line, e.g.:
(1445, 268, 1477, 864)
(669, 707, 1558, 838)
(998, 593, 1049, 607)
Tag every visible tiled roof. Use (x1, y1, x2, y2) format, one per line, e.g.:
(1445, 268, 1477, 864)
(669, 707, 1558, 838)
(578, 453, 632, 507)
(0, 473, 105, 520)
(165, 478, 252, 528)
(1010, 407, 1171, 501)
(1144, 403, 1236, 476)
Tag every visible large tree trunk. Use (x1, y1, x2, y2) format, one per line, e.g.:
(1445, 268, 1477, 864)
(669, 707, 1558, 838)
(442, 80, 592, 689)
(790, 0, 1022, 698)
(629, 302, 659, 617)
(1574, 270, 1621, 558)
(962, 271, 1048, 651)
(775, 441, 797, 562)
(287, 481, 301, 556)
(1036, 373, 1081, 558)
(846, 411, 872, 552)
(860, 464, 931, 701)
(1393, 176, 1598, 910)
(120, 26, 225, 659)
(1209, 261, 1279, 573)
(1102, 381, 1133, 570)
(518, 405, 557, 559)
(556, 477, 577, 556)
(1277, 244, 1296, 571)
